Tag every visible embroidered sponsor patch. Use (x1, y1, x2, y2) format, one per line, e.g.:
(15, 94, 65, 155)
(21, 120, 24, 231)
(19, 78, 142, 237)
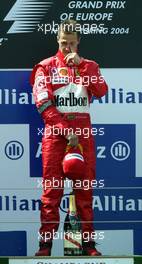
(52, 77, 68, 84)
(58, 67, 68, 76)
(51, 67, 58, 74)
(37, 91, 48, 101)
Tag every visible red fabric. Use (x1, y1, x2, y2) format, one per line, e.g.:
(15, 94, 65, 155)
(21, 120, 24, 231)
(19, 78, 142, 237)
(40, 115, 96, 237)
(31, 65, 69, 137)
(31, 51, 108, 135)
(30, 50, 108, 239)
(62, 144, 85, 179)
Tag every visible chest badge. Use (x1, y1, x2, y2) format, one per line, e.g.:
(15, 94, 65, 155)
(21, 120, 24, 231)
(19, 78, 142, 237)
(58, 67, 68, 76)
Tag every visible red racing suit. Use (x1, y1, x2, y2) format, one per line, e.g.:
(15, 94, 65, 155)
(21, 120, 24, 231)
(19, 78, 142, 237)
(31, 50, 108, 241)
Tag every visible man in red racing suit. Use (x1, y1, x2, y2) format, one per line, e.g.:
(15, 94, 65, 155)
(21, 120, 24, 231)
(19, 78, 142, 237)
(31, 20, 108, 256)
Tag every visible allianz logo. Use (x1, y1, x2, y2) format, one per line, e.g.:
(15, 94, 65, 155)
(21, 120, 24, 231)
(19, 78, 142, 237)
(0, 89, 34, 105)
(60, 194, 142, 213)
(0, 194, 142, 212)
(92, 88, 142, 104)
(0, 88, 142, 105)
(5, 140, 24, 160)
(0, 195, 41, 211)
(36, 141, 131, 161)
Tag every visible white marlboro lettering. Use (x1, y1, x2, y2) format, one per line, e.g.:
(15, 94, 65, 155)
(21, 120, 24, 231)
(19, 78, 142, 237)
(53, 83, 89, 113)
(54, 93, 87, 107)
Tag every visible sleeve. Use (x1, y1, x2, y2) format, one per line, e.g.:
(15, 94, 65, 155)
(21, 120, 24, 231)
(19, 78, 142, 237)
(78, 59, 108, 98)
(31, 65, 69, 137)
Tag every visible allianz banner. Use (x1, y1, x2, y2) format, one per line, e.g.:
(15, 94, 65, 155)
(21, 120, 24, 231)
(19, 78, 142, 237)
(0, 69, 142, 256)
